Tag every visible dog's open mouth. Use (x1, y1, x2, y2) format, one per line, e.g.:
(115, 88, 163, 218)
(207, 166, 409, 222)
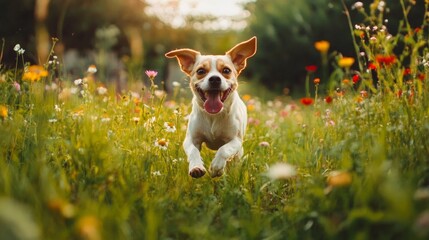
(197, 87, 232, 114)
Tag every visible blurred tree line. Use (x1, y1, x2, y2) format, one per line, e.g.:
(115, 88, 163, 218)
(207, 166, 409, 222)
(0, 0, 425, 94)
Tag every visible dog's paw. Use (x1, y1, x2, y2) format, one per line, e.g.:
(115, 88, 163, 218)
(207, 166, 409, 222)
(189, 166, 206, 178)
(209, 161, 225, 178)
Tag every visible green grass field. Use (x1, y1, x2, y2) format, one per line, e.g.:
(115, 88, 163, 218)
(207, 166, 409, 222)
(1, 2, 429, 239)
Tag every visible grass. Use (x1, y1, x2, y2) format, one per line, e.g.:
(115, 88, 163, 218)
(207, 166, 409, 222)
(1, 1, 429, 239)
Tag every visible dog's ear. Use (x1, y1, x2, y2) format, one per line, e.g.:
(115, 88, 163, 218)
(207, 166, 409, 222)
(165, 49, 200, 76)
(226, 36, 257, 75)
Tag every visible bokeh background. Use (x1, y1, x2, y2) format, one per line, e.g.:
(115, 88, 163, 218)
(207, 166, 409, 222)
(0, 0, 425, 96)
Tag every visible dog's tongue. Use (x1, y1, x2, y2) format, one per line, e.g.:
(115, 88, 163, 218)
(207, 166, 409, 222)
(204, 91, 223, 114)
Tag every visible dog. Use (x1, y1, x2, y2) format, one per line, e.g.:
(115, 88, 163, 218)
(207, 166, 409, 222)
(165, 36, 257, 178)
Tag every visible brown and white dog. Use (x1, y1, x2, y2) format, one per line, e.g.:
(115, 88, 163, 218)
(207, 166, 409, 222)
(165, 37, 257, 178)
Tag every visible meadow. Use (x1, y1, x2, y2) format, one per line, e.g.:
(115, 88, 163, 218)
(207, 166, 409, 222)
(1, 1, 429, 239)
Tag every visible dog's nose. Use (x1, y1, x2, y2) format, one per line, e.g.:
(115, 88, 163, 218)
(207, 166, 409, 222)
(208, 76, 221, 88)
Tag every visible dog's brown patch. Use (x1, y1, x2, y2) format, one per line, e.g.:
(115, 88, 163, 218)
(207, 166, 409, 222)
(216, 59, 233, 79)
(195, 60, 211, 80)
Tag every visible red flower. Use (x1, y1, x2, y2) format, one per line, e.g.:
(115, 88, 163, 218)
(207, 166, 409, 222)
(305, 65, 318, 72)
(418, 73, 425, 81)
(403, 68, 412, 76)
(368, 62, 377, 70)
(300, 97, 314, 106)
(325, 96, 333, 104)
(376, 55, 396, 66)
(352, 74, 360, 84)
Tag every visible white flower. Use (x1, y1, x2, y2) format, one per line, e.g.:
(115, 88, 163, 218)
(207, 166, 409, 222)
(18, 48, 25, 55)
(267, 163, 297, 180)
(70, 87, 79, 94)
(74, 79, 83, 86)
(351, 2, 363, 10)
(172, 81, 180, 87)
(13, 44, 21, 52)
(154, 138, 168, 150)
(152, 171, 161, 176)
(164, 122, 176, 133)
(96, 86, 108, 95)
(54, 104, 61, 112)
(87, 65, 97, 73)
(377, 0, 385, 11)
(48, 118, 58, 123)
(132, 117, 140, 123)
(101, 117, 111, 122)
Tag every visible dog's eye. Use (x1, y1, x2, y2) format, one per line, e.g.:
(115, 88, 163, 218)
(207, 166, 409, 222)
(196, 68, 206, 75)
(222, 68, 231, 74)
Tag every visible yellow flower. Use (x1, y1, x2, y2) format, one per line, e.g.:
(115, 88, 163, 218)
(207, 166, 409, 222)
(338, 57, 355, 68)
(242, 94, 252, 102)
(0, 105, 8, 118)
(76, 215, 101, 240)
(314, 40, 330, 53)
(22, 65, 48, 82)
(327, 170, 352, 187)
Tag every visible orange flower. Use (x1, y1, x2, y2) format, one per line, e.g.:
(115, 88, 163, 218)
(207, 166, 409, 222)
(0, 105, 7, 118)
(327, 170, 352, 187)
(338, 57, 355, 68)
(22, 65, 48, 82)
(314, 40, 330, 53)
(300, 97, 314, 106)
(313, 78, 321, 84)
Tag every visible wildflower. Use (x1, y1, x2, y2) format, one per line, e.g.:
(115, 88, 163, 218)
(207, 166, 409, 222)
(360, 90, 368, 98)
(242, 94, 252, 102)
(300, 97, 314, 106)
(352, 74, 360, 84)
(369, 36, 377, 43)
(154, 138, 168, 150)
(403, 68, 412, 76)
(338, 57, 355, 68)
(172, 81, 180, 87)
(352, 1, 363, 10)
(13, 81, 21, 91)
(152, 171, 162, 176)
(22, 65, 48, 82)
(376, 54, 396, 66)
(377, 0, 385, 11)
(325, 120, 336, 126)
(48, 198, 76, 219)
(164, 122, 176, 133)
(74, 78, 83, 86)
(145, 70, 158, 79)
(327, 170, 352, 187)
(418, 73, 425, 81)
(248, 117, 260, 126)
(305, 65, 318, 72)
(76, 215, 101, 240)
(96, 86, 108, 95)
(48, 118, 58, 123)
(247, 104, 255, 111)
(314, 41, 330, 53)
(87, 64, 97, 73)
(368, 62, 377, 70)
(267, 162, 297, 180)
(55, 104, 61, 112)
(342, 79, 350, 85)
(18, 48, 25, 55)
(313, 78, 321, 84)
(132, 117, 140, 123)
(258, 141, 270, 147)
(0, 105, 8, 119)
(101, 116, 111, 122)
(13, 44, 21, 52)
(154, 90, 166, 99)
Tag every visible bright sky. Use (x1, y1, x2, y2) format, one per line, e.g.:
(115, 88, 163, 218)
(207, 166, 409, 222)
(145, 0, 253, 30)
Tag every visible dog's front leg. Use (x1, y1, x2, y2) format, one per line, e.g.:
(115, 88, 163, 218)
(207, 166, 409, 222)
(183, 135, 206, 178)
(210, 137, 243, 178)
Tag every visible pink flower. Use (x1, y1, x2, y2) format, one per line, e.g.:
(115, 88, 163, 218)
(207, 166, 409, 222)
(13, 81, 21, 91)
(145, 70, 158, 79)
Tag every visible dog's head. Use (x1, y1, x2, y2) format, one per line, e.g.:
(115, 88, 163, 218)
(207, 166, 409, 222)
(165, 37, 257, 114)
